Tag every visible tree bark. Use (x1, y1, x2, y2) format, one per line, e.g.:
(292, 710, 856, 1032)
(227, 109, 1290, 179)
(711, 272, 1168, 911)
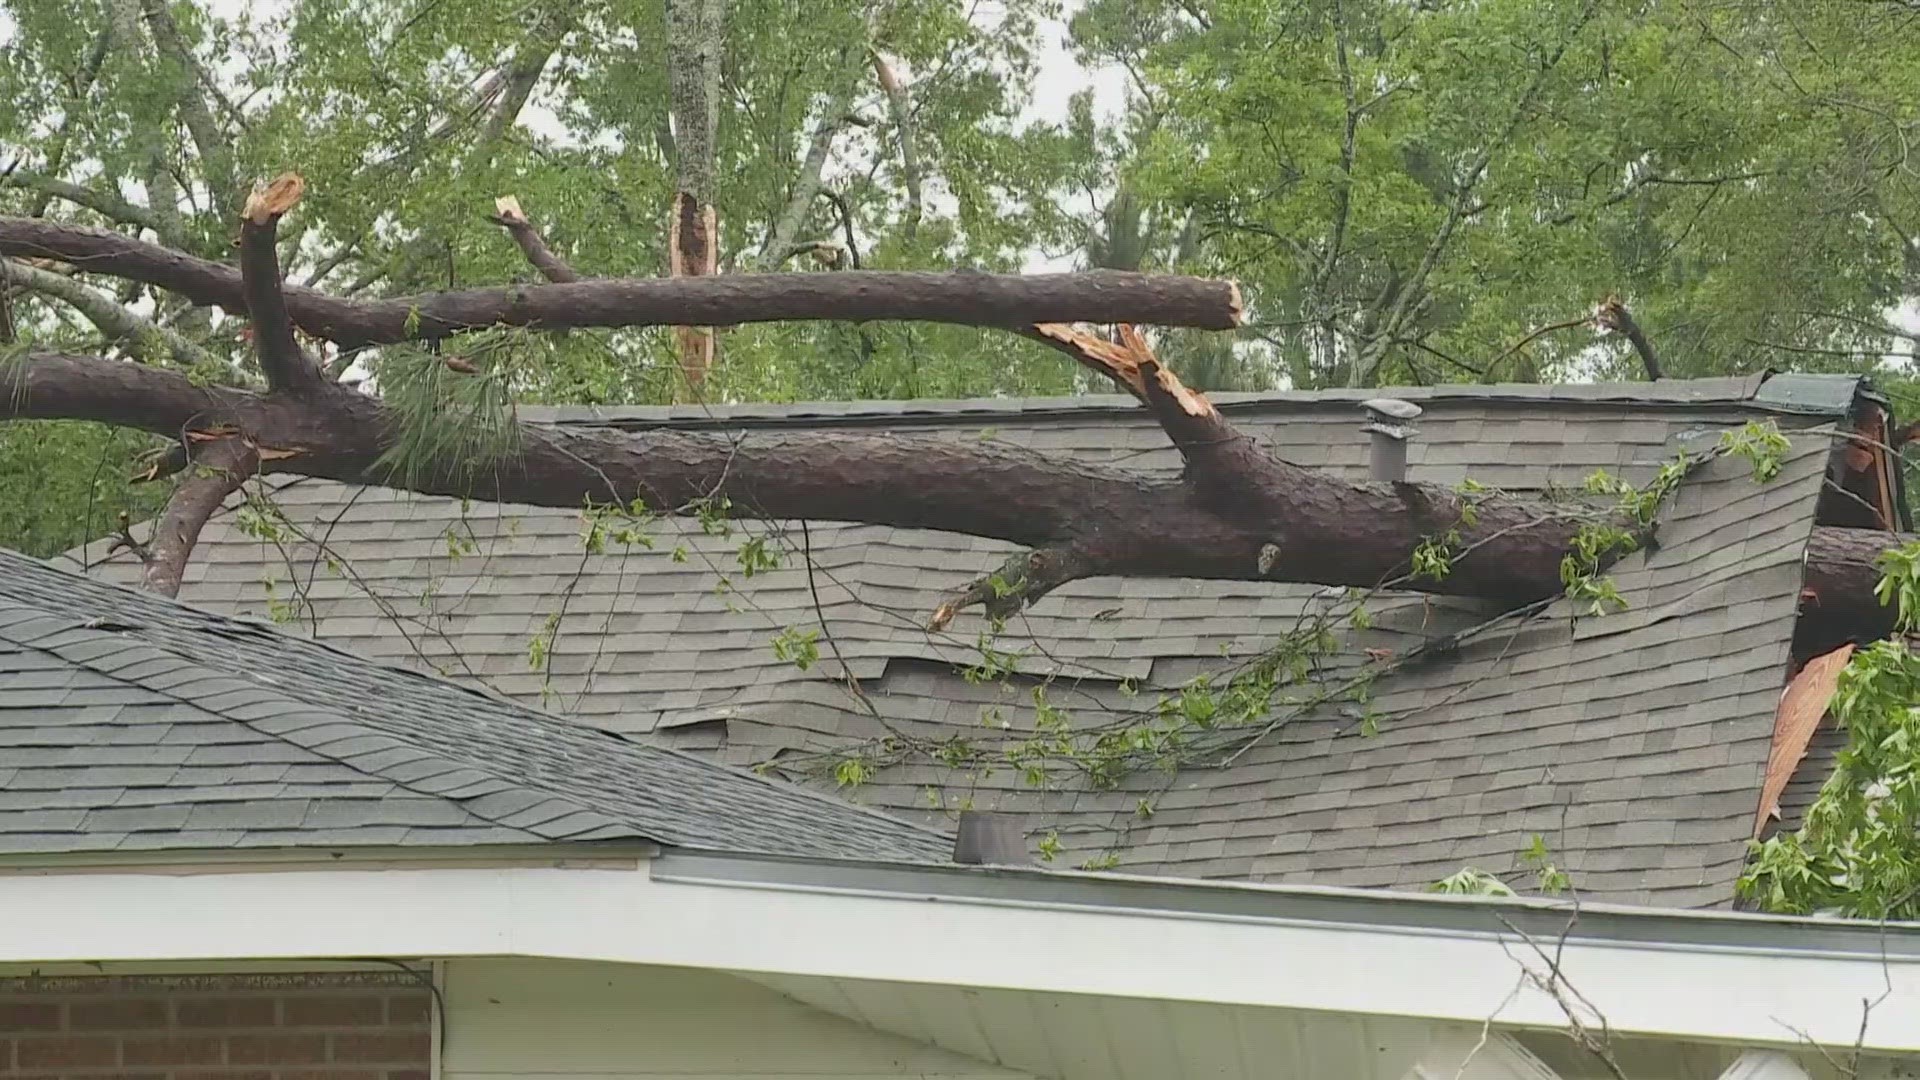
(0, 218, 1245, 346)
(1802, 526, 1913, 640)
(141, 436, 259, 598)
(0, 258, 224, 373)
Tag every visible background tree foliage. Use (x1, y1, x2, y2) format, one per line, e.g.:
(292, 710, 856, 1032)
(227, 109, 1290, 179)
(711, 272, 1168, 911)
(4, 0, 1920, 556)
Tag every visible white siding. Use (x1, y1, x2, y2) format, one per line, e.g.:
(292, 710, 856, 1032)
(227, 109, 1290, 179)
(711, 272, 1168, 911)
(439, 957, 1034, 1079)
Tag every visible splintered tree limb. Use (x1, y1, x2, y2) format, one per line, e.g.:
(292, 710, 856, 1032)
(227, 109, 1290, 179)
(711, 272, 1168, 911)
(238, 174, 323, 389)
(870, 48, 922, 240)
(490, 196, 581, 283)
(929, 549, 1094, 631)
(665, 0, 729, 390)
(142, 436, 259, 597)
(1596, 295, 1664, 381)
(0, 217, 1246, 346)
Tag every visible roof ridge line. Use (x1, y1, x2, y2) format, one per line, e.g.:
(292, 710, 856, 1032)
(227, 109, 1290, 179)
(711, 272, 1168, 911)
(0, 602, 602, 846)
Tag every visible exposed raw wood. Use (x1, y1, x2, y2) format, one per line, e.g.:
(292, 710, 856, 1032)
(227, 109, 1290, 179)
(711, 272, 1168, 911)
(0, 218, 1245, 346)
(665, 0, 729, 390)
(669, 192, 720, 388)
(1757, 643, 1852, 837)
(490, 195, 582, 283)
(1595, 295, 1664, 381)
(870, 48, 923, 239)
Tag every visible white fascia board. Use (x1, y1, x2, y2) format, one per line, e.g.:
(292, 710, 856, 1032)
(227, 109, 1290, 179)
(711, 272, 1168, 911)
(0, 860, 1915, 1051)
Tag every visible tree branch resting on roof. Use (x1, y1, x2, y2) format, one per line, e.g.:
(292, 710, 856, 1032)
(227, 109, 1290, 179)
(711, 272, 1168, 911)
(0, 173, 1909, 628)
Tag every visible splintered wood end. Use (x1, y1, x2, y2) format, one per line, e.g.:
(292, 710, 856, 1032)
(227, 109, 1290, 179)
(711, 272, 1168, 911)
(1225, 280, 1246, 327)
(494, 195, 528, 225)
(243, 173, 305, 225)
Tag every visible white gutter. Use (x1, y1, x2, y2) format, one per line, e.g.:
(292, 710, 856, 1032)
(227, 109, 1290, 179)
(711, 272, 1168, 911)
(0, 853, 1915, 1050)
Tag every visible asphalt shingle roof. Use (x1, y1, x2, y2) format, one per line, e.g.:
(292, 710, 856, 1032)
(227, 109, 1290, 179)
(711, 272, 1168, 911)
(0, 549, 953, 862)
(74, 373, 1868, 905)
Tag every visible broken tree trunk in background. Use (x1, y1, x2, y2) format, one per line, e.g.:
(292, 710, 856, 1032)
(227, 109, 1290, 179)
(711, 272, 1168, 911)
(665, 0, 729, 393)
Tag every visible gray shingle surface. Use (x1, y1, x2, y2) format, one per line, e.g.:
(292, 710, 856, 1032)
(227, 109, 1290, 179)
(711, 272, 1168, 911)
(0, 552, 951, 862)
(76, 374, 1860, 905)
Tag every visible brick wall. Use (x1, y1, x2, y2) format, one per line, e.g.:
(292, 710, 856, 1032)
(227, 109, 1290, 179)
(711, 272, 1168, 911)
(0, 971, 432, 1080)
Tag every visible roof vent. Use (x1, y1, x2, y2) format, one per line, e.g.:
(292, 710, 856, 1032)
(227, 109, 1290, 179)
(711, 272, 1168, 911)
(1361, 398, 1423, 483)
(952, 810, 1029, 866)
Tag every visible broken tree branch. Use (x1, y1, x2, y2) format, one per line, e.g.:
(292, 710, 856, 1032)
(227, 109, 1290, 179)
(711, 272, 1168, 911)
(870, 47, 923, 240)
(142, 435, 260, 597)
(1595, 295, 1664, 381)
(490, 195, 582, 283)
(758, 85, 855, 270)
(0, 217, 1247, 346)
(237, 173, 324, 390)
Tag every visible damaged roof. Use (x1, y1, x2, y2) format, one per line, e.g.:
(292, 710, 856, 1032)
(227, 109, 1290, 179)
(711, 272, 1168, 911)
(71, 371, 1882, 906)
(0, 548, 954, 863)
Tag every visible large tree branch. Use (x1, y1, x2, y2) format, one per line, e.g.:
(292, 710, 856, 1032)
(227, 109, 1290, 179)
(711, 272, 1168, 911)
(1, 171, 168, 234)
(470, 9, 571, 162)
(0, 258, 224, 372)
(0, 217, 1246, 346)
(141, 435, 259, 597)
(1802, 527, 1916, 642)
(237, 175, 324, 389)
(756, 85, 855, 270)
(4, 348, 1909, 630)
